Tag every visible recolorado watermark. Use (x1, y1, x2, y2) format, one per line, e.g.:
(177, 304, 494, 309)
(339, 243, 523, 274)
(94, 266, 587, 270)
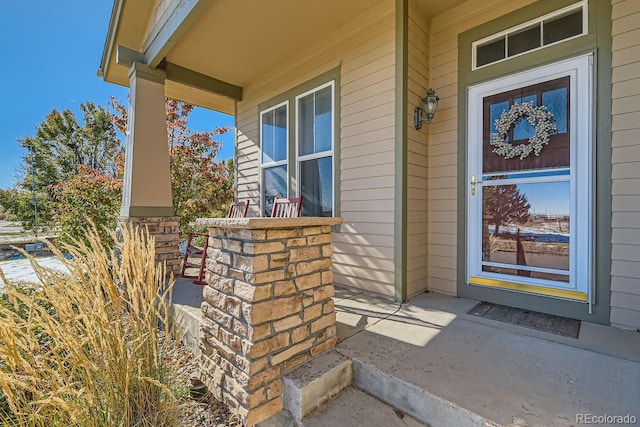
(576, 414, 637, 425)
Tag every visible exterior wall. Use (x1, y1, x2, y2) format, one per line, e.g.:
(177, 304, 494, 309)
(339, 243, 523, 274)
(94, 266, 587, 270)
(406, 1, 430, 297)
(610, 0, 640, 329)
(427, 0, 536, 295)
(235, 0, 398, 297)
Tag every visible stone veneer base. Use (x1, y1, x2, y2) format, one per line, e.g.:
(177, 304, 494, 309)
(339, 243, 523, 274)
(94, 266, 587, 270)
(196, 217, 342, 426)
(117, 216, 182, 276)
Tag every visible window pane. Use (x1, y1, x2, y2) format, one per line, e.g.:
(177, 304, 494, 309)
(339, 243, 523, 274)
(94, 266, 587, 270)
(482, 181, 570, 272)
(513, 94, 537, 141)
(544, 10, 583, 45)
(489, 101, 509, 134)
(542, 87, 568, 134)
(315, 86, 332, 153)
(300, 156, 332, 217)
(299, 86, 333, 156)
(477, 38, 505, 67)
(274, 106, 287, 161)
(262, 110, 274, 163)
(299, 94, 314, 156)
(507, 25, 540, 57)
(261, 105, 287, 163)
(263, 165, 287, 217)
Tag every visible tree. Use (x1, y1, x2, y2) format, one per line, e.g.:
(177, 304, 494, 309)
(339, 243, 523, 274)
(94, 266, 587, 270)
(0, 188, 49, 230)
(2, 102, 123, 231)
(483, 181, 531, 235)
(18, 102, 122, 191)
(110, 98, 234, 235)
(50, 165, 123, 246)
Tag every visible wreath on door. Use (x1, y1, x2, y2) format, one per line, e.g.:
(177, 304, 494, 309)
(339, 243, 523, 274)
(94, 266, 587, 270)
(490, 101, 558, 160)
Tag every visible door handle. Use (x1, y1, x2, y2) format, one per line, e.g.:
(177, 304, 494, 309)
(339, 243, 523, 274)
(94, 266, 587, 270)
(471, 175, 482, 196)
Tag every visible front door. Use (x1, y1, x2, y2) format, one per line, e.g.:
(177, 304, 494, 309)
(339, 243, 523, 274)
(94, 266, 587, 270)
(467, 55, 593, 304)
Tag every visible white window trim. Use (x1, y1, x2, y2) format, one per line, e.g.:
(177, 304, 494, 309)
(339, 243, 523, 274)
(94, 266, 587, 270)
(466, 54, 593, 303)
(259, 100, 289, 216)
(471, 0, 588, 70)
(295, 81, 335, 216)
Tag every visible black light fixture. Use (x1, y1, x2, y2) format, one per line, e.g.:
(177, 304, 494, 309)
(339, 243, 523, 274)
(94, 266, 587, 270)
(414, 88, 439, 129)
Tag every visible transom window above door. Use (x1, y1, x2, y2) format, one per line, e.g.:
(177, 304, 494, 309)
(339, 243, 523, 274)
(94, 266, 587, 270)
(473, 2, 587, 69)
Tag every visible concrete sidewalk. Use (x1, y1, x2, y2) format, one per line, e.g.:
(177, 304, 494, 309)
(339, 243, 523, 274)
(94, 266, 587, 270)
(0, 256, 68, 287)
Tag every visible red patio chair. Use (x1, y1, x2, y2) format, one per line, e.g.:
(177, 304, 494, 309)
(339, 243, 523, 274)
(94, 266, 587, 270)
(228, 199, 250, 218)
(180, 199, 250, 285)
(271, 196, 303, 218)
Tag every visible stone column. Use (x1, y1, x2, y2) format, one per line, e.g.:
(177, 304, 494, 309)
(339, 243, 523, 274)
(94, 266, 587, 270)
(120, 62, 180, 275)
(196, 217, 342, 426)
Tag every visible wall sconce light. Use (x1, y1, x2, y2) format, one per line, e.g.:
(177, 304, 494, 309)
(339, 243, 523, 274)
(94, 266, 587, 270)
(414, 88, 439, 130)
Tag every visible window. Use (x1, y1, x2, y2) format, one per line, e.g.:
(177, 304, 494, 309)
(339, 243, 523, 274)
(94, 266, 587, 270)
(260, 102, 288, 217)
(296, 82, 334, 217)
(259, 76, 337, 217)
(473, 2, 586, 69)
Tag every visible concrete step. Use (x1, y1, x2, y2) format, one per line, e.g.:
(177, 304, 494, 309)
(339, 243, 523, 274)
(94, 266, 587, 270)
(352, 358, 499, 427)
(258, 387, 429, 427)
(303, 386, 429, 427)
(283, 350, 353, 421)
(257, 350, 353, 427)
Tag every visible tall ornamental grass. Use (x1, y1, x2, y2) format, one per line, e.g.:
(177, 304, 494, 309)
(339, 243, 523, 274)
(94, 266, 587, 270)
(0, 224, 188, 426)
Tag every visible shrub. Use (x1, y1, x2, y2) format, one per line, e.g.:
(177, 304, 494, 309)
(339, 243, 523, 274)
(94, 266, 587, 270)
(0, 223, 188, 426)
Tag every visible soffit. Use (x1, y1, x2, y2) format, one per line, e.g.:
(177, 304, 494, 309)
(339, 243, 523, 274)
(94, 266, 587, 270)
(165, 0, 385, 88)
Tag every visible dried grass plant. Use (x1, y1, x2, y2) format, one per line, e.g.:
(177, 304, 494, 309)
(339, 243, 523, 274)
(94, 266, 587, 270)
(0, 223, 189, 426)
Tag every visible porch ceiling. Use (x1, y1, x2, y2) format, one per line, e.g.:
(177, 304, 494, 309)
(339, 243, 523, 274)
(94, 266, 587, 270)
(165, 0, 385, 88)
(100, 0, 468, 114)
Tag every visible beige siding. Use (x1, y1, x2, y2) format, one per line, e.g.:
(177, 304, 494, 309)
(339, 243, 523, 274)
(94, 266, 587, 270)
(235, 0, 398, 297)
(611, 0, 640, 329)
(427, 0, 536, 295)
(406, 1, 430, 297)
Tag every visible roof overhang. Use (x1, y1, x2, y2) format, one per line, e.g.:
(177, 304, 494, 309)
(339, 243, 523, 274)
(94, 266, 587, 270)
(99, 0, 467, 114)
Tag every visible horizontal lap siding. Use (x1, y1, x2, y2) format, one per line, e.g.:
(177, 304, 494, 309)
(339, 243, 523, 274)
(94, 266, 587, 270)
(611, 0, 640, 329)
(427, 0, 536, 295)
(236, 0, 397, 297)
(339, 9, 396, 297)
(407, 1, 429, 297)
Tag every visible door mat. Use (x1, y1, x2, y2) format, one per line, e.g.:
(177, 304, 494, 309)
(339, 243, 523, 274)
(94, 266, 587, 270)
(467, 302, 581, 339)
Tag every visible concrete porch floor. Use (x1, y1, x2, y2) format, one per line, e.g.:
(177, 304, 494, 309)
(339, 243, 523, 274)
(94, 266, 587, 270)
(170, 276, 640, 426)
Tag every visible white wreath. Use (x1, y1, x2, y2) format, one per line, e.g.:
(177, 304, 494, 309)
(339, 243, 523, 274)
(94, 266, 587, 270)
(490, 101, 558, 160)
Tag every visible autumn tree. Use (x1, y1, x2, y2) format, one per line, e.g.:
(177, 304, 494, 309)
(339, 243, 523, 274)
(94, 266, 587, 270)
(0, 102, 123, 232)
(50, 165, 123, 245)
(483, 180, 531, 235)
(110, 98, 234, 235)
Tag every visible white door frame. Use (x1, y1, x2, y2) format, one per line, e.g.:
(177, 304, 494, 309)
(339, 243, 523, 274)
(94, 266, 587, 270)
(466, 54, 594, 305)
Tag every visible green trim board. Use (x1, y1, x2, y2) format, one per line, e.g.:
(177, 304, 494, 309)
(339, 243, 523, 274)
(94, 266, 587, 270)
(394, 0, 408, 303)
(128, 61, 166, 85)
(162, 62, 243, 101)
(98, 0, 124, 78)
(143, 0, 213, 68)
(456, 0, 612, 324)
(121, 206, 175, 217)
(256, 67, 341, 224)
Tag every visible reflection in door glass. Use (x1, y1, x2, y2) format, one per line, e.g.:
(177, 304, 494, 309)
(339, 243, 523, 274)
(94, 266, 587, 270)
(482, 181, 570, 279)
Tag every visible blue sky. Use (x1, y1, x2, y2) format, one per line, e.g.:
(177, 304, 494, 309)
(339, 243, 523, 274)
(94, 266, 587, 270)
(0, 1, 234, 190)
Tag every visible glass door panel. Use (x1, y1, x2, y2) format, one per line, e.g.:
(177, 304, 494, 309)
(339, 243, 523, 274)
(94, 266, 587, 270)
(467, 56, 592, 302)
